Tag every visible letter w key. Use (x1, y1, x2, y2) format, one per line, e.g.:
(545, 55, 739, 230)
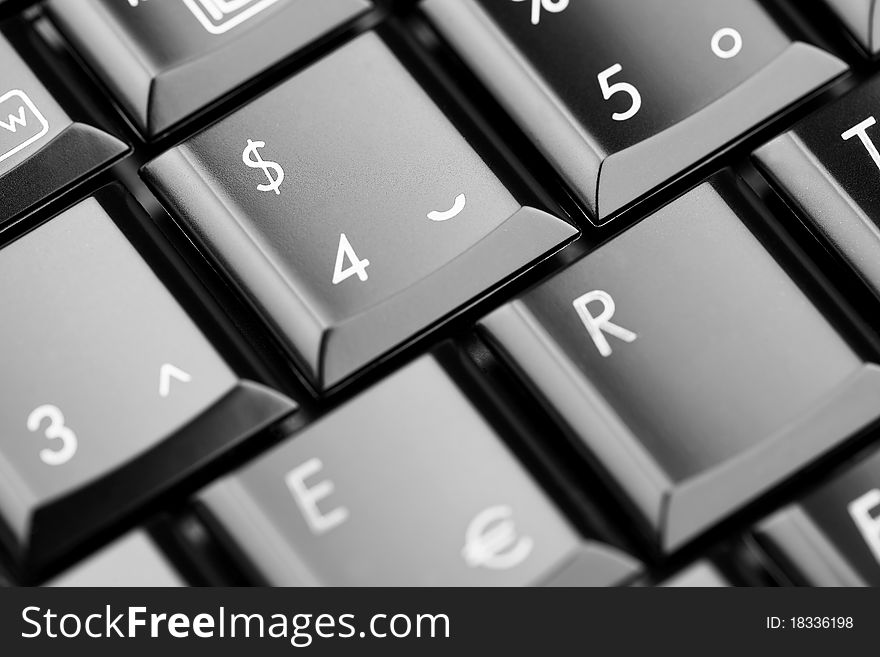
(0, 90, 49, 164)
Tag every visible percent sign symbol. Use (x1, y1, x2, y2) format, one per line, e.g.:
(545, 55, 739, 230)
(513, 0, 569, 26)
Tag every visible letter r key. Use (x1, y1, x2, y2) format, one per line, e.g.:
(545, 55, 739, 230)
(572, 290, 637, 357)
(480, 178, 880, 551)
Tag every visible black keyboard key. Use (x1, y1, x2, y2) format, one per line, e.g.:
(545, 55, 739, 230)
(47, 531, 185, 587)
(659, 562, 731, 587)
(0, 0, 32, 17)
(818, 0, 880, 55)
(143, 33, 577, 391)
(47, 0, 371, 138)
(0, 34, 127, 226)
(199, 355, 639, 586)
(423, 0, 846, 224)
(479, 177, 880, 551)
(0, 191, 296, 570)
(756, 445, 880, 586)
(755, 74, 880, 300)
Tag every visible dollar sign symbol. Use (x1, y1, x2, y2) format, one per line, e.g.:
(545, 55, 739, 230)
(242, 138, 284, 195)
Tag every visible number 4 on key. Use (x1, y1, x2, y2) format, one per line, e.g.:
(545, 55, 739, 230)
(332, 233, 370, 285)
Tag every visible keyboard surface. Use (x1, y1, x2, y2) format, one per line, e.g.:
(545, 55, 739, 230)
(2, 0, 880, 587)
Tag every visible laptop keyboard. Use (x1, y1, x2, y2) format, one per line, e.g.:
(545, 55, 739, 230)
(423, 0, 847, 222)
(141, 32, 576, 390)
(2, 0, 880, 586)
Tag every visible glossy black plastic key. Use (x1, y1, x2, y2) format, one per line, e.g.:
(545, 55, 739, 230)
(755, 73, 880, 302)
(659, 562, 730, 587)
(47, 531, 185, 587)
(0, 33, 126, 226)
(143, 33, 577, 391)
(818, 0, 880, 55)
(0, 1, 29, 17)
(480, 176, 880, 551)
(199, 354, 640, 586)
(47, 0, 371, 138)
(756, 444, 880, 586)
(423, 0, 847, 224)
(0, 190, 296, 571)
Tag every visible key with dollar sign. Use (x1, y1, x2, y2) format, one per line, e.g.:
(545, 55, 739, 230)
(242, 138, 284, 195)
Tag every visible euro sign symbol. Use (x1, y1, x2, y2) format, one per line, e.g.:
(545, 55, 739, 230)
(242, 138, 284, 195)
(462, 505, 533, 570)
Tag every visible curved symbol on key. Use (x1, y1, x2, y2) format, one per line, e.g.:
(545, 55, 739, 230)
(462, 505, 533, 570)
(242, 138, 284, 195)
(427, 193, 467, 222)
